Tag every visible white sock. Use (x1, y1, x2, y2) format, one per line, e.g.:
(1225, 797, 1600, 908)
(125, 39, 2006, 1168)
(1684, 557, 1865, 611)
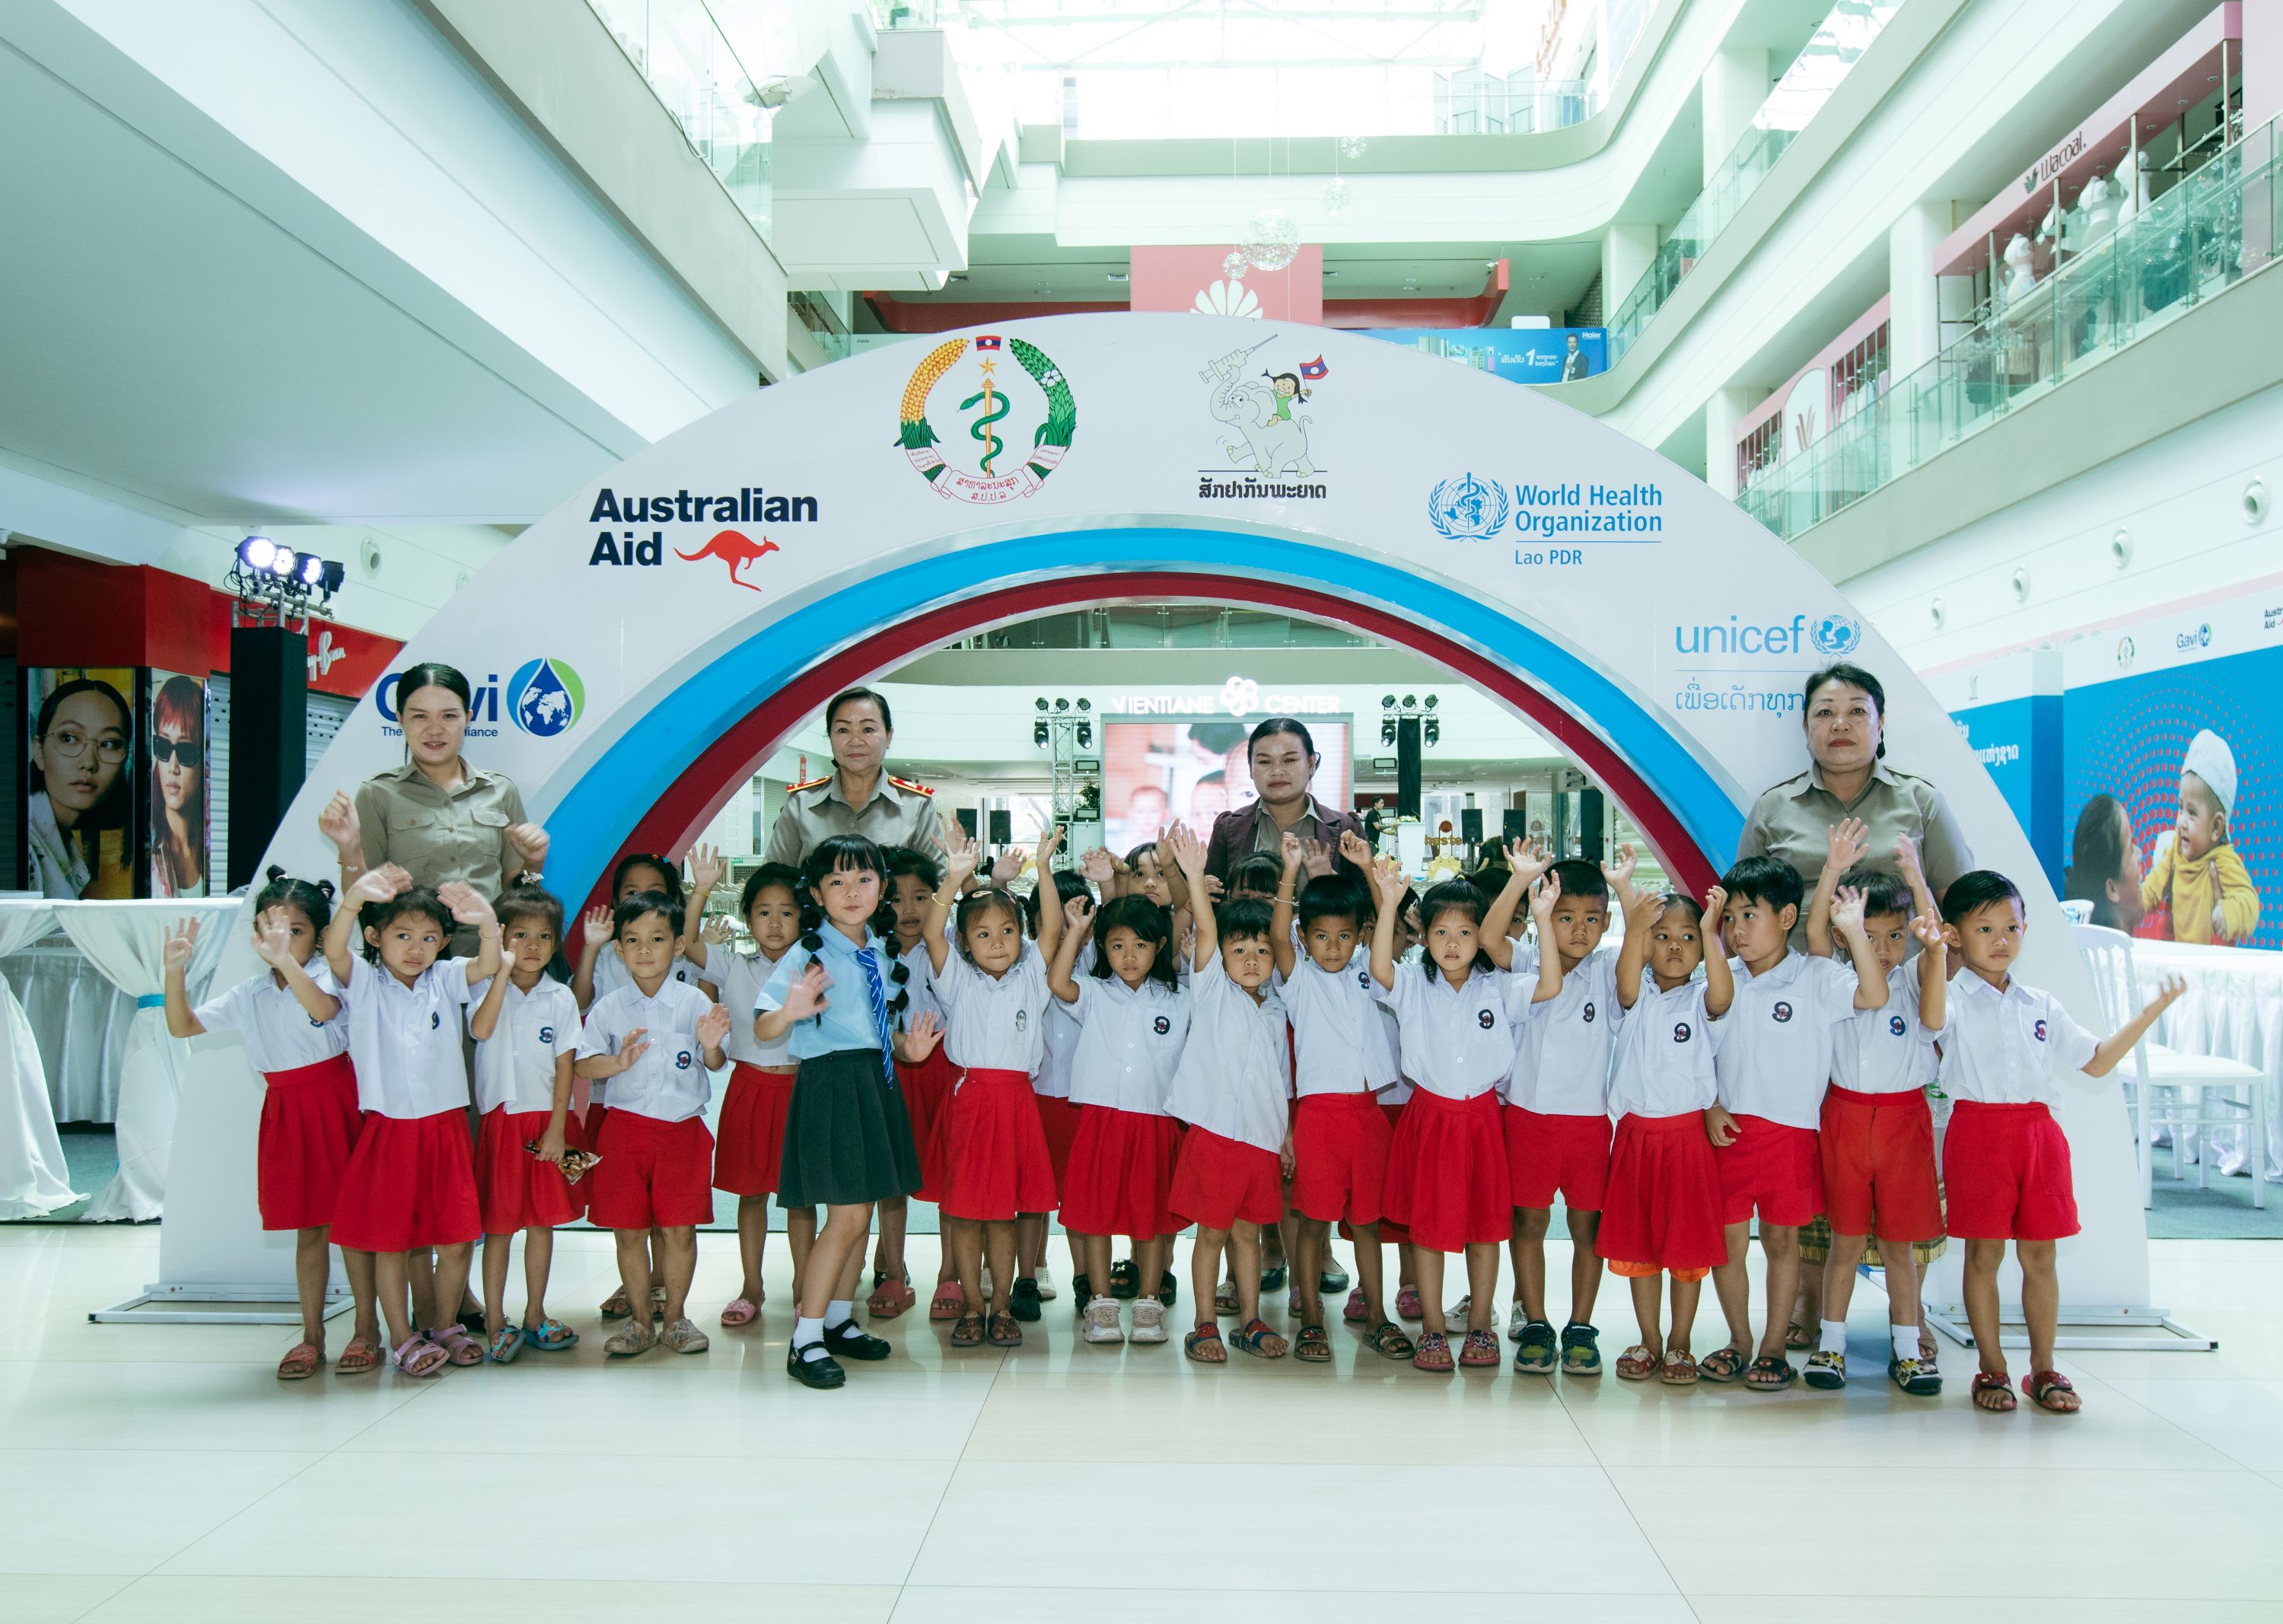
(1893, 1323, 1921, 1361)
(824, 1298, 854, 1329)
(791, 1316, 823, 1350)
(1818, 1318, 1848, 1355)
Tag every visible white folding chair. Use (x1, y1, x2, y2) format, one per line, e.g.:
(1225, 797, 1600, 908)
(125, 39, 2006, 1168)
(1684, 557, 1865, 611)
(2072, 923, 2266, 1210)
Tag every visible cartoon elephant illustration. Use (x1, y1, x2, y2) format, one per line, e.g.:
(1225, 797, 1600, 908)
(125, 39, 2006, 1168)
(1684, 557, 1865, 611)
(1203, 347, 1315, 476)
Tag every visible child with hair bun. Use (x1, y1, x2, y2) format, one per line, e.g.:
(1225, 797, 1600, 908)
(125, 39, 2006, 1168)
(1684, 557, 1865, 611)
(164, 868, 377, 1380)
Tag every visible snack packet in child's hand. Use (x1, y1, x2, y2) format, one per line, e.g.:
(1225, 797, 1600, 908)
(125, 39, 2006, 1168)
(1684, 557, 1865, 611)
(527, 1138, 600, 1183)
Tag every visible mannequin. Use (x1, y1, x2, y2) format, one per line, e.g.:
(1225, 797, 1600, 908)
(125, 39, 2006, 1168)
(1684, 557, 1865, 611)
(2001, 233, 2037, 301)
(2114, 148, 2147, 228)
(2080, 171, 2118, 245)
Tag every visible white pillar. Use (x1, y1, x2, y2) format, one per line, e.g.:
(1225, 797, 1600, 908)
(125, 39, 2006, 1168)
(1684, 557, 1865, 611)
(1703, 384, 1767, 500)
(1601, 221, 1659, 311)
(1887, 199, 1953, 376)
(1700, 48, 1769, 183)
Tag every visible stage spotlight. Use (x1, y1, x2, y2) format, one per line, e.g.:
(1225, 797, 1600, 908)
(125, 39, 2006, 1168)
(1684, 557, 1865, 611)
(1380, 718, 1396, 746)
(1402, 694, 1416, 709)
(1381, 694, 1396, 709)
(237, 536, 276, 572)
(317, 559, 346, 597)
(1424, 717, 1441, 746)
(1035, 697, 1049, 711)
(1424, 694, 1438, 709)
(1076, 698, 1091, 712)
(1077, 721, 1093, 748)
(299, 554, 325, 586)
(1055, 697, 1070, 712)
(1034, 721, 1050, 747)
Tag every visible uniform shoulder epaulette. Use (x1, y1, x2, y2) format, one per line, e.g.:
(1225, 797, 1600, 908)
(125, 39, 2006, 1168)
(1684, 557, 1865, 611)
(789, 775, 831, 793)
(888, 774, 934, 797)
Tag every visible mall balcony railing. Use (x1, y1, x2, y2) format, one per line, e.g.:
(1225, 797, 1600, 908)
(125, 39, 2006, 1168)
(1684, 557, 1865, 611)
(586, 0, 773, 244)
(1738, 112, 2281, 541)
(1601, 0, 1902, 371)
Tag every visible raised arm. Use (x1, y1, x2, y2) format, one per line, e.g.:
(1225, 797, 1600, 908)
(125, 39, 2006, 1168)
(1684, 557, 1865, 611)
(318, 791, 365, 888)
(467, 950, 511, 1042)
(1601, 842, 1640, 915)
(1036, 835, 1075, 973)
(680, 843, 724, 970)
(1805, 817, 1866, 959)
(1910, 909, 1946, 1032)
(574, 1024, 649, 1080)
(1526, 877, 1567, 1005)
(1367, 855, 1407, 990)
(1827, 888, 1888, 1011)
(439, 883, 503, 989)
(1612, 887, 1660, 1011)
(696, 1002, 731, 1072)
(255, 909, 339, 1024)
(753, 960, 829, 1044)
(1701, 885, 1734, 1019)
(2085, 976, 2186, 1078)
(161, 919, 205, 1038)
(1270, 831, 1303, 980)
(1892, 832, 1938, 925)
(571, 902, 613, 1011)
(323, 865, 403, 984)
(926, 816, 983, 976)
(1163, 823, 1215, 971)
(1047, 894, 1094, 1006)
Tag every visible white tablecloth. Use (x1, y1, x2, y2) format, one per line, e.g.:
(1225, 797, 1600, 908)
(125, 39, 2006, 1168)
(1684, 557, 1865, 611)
(0, 903, 75, 1218)
(2133, 938, 2283, 1179)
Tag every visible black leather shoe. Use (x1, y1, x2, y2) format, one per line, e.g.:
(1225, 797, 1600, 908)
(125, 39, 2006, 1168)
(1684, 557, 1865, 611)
(1010, 1278, 1043, 1322)
(823, 1319, 891, 1361)
(1159, 1270, 1180, 1307)
(786, 1345, 845, 1389)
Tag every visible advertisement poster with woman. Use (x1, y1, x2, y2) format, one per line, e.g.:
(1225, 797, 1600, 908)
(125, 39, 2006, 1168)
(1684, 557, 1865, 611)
(148, 670, 209, 898)
(24, 667, 137, 899)
(1103, 717, 1351, 852)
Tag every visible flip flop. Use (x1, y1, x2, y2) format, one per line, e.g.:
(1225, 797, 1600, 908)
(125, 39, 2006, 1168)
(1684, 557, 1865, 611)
(1342, 1287, 1369, 1323)
(718, 1297, 760, 1328)
(275, 1342, 321, 1380)
(1744, 1353, 1796, 1391)
(521, 1318, 578, 1352)
(333, 1334, 380, 1376)
(1364, 1320, 1415, 1361)
(1412, 1330, 1454, 1372)
(599, 1287, 632, 1320)
(486, 1324, 523, 1364)
(1972, 1371, 2017, 1412)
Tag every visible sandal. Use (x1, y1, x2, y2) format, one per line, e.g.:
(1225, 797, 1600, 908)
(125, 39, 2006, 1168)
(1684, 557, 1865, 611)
(1158, 1270, 1180, 1307)
(1972, 1371, 2018, 1412)
(1744, 1353, 1796, 1391)
(1615, 1343, 1663, 1382)
(987, 1311, 1024, 1348)
(872, 1274, 919, 1320)
(599, 1287, 632, 1320)
(648, 1285, 667, 1321)
(1394, 1286, 1422, 1320)
(718, 1297, 760, 1328)
(1804, 1349, 1846, 1390)
(1294, 1323, 1333, 1363)
(1343, 1287, 1369, 1323)
(1660, 1350, 1700, 1387)
(1110, 1259, 1141, 1300)
(1697, 1346, 1748, 1384)
(1212, 1278, 1239, 1315)
(333, 1334, 380, 1376)
(1234, 1317, 1288, 1358)
(486, 1324, 523, 1364)
(604, 1320, 659, 1357)
(658, 1317, 709, 1355)
(1888, 1355, 1941, 1396)
(428, 1326, 484, 1367)
(1783, 1320, 1815, 1350)
(1458, 1328, 1500, 1368)
(1184, 1323, 1227, 1364)
(949, 1311, 986, 1349)
(275, 1342, 321, 1381)
(1412, 1330, 1454, 1372)
(1365, 1320, 1415, 1361)
(924, 1281, 963, 1322)
(521, 1318, 578, 1352)
(2023, 1370, 2081, 1413)
(390, 1335, 448, 1378)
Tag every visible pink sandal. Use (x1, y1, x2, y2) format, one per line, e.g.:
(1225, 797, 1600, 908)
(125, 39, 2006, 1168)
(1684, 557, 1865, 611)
(925, 1281, 964, 1321)
(390, 1336, 448, 1378)
(427, 1326, 484, 1367)
(868, 1274, 918, 1320)
(1394, 1286, 1423, 1320)
(718, 1297, 760, 1327)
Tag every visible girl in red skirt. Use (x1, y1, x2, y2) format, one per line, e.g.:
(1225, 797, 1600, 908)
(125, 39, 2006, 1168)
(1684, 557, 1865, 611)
(321, 865, 501, 1378)
(164, 870, 377, 1380)
(467, 884, 583, 1363)
(922, 822, 1065, 1349)
(884, 843, 961, 1322)
(1365, 855, 1517, 1372)
(1018, 863, 1097, 1314)
(686, 850, 808, 1326)
(1046, 880, 1191, 1349)
(1600, 886, 1733, 1385)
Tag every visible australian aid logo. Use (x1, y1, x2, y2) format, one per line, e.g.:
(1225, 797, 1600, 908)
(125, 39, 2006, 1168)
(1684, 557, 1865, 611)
(582, 486, 812, 592)
(898, 334, 1075, 504)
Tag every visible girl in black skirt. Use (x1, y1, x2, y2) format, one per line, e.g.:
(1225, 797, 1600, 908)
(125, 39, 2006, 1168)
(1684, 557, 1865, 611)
(756, 835, 943, 1389)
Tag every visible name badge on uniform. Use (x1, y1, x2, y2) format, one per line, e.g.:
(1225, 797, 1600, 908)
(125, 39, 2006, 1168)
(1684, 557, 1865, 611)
(1015, 1008, 1028, 1032)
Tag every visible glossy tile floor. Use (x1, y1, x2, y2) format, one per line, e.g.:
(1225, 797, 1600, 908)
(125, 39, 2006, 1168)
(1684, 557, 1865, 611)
(5, 1228, 2282, 1622)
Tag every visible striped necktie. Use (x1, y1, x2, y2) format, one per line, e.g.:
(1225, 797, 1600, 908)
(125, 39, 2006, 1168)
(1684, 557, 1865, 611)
(858, 944, 896, 1082)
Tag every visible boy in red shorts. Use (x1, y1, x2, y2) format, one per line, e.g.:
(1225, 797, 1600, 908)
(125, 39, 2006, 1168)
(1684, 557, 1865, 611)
(1801, 824, 1950, 1394)
(1704, 855, 1886, 1391)
(576, 893, 732, 1358)
(1939, 869, 2181, 1414)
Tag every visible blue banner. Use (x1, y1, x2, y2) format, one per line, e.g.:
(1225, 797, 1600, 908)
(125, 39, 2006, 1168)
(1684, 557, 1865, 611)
(1358, 327, 1609, 384)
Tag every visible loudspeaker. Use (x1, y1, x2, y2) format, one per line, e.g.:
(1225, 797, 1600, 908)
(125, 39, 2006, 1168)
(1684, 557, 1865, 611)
(1460, 807, 1482, 843)
(1396, 716, 1422, 818)
(1580, 788, 1605, 860)
(228, 625, 307, 891)
(988, 808, 1012, 845)
(955, 807, 979, 841)
(1502, 808, 1530, 844)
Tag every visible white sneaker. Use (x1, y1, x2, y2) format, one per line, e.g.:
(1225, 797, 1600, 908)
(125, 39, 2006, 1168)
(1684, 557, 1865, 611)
(1130, 1298, 1169, 1344)
(1082, 1295, 1126, 1344)
(1507, 1300, 1529, 1339)
(1035, 1265, 1058, 1301)
(981, 1265, 995, 1298)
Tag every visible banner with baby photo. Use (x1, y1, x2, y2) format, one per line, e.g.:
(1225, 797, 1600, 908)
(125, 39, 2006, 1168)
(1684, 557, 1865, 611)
(2059, 585, 2282, 951)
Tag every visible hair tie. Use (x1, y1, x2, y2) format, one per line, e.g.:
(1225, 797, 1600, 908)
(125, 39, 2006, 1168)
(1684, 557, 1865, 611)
(890, 962, 909, 986)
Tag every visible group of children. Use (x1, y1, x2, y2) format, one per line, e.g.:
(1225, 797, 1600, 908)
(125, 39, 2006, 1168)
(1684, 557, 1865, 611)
(167, 763, 2184, 1409)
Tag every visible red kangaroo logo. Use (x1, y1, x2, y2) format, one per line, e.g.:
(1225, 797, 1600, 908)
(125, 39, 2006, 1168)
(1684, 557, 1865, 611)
(675, 530, 779, 592)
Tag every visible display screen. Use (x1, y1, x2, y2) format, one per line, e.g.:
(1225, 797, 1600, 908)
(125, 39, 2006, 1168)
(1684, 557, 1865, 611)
(1102, 719, 1352, 853)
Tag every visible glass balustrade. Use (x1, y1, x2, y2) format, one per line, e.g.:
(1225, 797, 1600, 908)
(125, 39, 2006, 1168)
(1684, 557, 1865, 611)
(587, 0, 774, 243)
(1739, 114, 2279, 541)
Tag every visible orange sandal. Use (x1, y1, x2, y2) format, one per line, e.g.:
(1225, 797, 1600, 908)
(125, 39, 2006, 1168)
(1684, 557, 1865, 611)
(333, 1334, 380, 1377)
(275, 1342, 321, 1380)
(1615, 1343, 1662, 1381)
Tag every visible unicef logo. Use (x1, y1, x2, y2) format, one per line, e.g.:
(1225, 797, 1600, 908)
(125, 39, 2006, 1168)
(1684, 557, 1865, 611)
(1428, 472, 1508, 540)
(509, 658, 584, 737)
(1810, 615, 1862, 657)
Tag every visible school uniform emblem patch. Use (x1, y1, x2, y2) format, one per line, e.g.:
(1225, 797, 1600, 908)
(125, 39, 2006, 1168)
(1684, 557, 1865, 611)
(1771, 1001, 1793, 1024)
(676, 1050, 693, 1069)
(1153, 1015, 1172, 1035)
(430, 1011, 441, 1030)
(2033, 1019, 2048, 1041)
(1888, 1014, 1906, 1036)
(1015, 1008, 1028, 1031)
(1673, 1022, 1692, 1043)
(1582, 1001, 1596, 1024)
(540, 1026, 556, 1043)
(1478, 1008, 1495, 1029)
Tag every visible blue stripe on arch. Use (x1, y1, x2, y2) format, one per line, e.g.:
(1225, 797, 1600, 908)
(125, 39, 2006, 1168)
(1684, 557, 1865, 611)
(545, 527, 1745, 896)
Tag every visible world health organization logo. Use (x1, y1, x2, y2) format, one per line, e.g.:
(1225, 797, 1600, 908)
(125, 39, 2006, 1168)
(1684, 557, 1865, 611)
(1428, 472, 1508, 539)
(1810, 614, 1862, 657)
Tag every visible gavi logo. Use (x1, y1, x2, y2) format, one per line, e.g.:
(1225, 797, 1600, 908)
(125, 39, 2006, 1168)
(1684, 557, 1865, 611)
(376, 668, 502, 738)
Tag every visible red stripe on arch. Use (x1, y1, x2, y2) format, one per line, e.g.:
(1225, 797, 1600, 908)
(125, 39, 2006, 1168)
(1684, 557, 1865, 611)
(583, 572, 1717, 934)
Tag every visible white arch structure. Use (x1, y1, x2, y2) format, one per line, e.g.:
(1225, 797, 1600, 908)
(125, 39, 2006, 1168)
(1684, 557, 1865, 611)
(161, 316, 2145, 1319)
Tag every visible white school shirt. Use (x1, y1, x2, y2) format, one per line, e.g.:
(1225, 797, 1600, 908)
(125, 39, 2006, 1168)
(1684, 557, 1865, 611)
(1033, 938, 1093, 1099)
(1937, 970, 2098, 1107)
(1832, 959, 1945, 1096)
(1712, 951, 1865, 1130)
(1502, 946, 1623, 1116)
(193, 968, 349, 1075)
(900, 942, 943, 1030)
(1371, 966, 1514, 1101)
(935, 943, 1052, 1075)
(577, 980, 716, 1124)
(696, 947, 794, 1068)
(591, 944, 706, 1104)
(1608, 974, 1721, 1119)
(1285, 952, 1399, 1097)
(1164, 952, 1291, 1154)
(469, 976, 581, 1115)
(331, 954, 477, 1119)
(1067, 975, 1190, 1115)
